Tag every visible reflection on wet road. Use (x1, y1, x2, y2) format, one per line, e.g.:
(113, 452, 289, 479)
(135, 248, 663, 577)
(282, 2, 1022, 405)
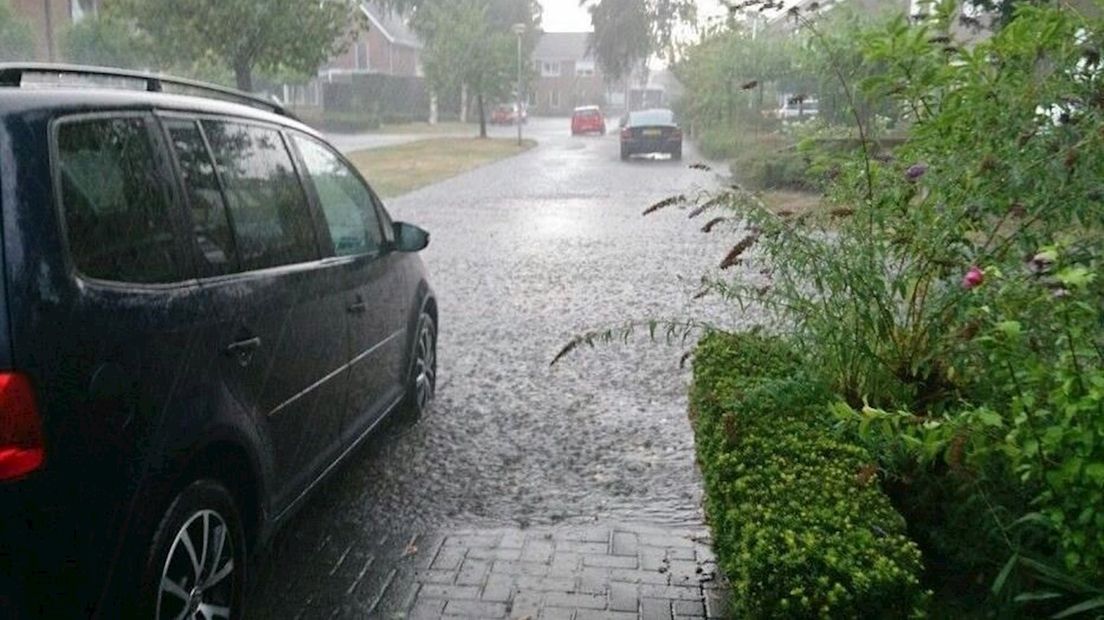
(251, 117, 737, 619)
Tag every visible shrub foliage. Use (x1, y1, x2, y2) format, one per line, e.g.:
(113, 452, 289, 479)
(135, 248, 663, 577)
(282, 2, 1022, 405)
(691, 332, 926, 618)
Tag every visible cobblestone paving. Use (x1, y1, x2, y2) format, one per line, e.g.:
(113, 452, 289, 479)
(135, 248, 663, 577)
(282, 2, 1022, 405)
(264, 523, 728, 619)
(251, 120, 738, 618)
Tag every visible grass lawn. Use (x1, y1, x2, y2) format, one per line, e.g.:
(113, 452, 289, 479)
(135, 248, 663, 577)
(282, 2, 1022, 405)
(347, 137, 536, 198)
(372, 121, 475, 135)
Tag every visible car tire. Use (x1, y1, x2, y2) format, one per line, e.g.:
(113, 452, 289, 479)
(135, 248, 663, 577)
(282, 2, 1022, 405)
(620, 147, 631, 161)
(671, 146, 683, 161)
(138, 480, 247, 620)
(401, 313, 437, 421)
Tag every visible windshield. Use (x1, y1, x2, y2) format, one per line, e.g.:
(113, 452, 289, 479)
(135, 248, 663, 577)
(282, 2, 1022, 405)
(1, 1, 1099, 619)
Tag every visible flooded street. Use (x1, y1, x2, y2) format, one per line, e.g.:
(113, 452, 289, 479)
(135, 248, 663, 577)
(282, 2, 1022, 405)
(251, 118, 736, 618)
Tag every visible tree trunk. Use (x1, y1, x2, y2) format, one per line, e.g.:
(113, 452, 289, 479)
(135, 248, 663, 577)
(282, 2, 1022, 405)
(234, 62, 253, 92)
(460, 83, 469, 123)
(477, 93, 487, 139)
(429, 91, 439, 125)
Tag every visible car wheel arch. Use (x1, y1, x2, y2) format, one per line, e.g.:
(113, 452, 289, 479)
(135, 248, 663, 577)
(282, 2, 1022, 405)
(402, 284, 437, 380)
(179, 441, 264, 550)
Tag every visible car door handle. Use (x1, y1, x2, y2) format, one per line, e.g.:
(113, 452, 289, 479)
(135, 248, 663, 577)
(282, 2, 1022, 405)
(347, 297, 367, 315)
(224, 336, 262, 366)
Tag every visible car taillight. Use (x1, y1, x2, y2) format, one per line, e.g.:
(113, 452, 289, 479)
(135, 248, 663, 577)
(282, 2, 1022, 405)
(0, 373, 44, 481)
(672, 128, 683, 139)
(620, 128, 631, 139)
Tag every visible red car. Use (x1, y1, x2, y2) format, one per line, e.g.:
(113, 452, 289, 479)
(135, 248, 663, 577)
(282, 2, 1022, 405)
(491, 103, 527, 125)
(571, 105, 606, 135)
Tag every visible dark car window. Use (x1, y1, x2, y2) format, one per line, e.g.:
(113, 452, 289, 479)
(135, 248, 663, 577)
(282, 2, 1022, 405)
(164, 119, 238, 276)
(56, 116, 183, 283)
(202, 120, 318, 271)
(629, 110, 676, 126)
(292, 135, 383, 257)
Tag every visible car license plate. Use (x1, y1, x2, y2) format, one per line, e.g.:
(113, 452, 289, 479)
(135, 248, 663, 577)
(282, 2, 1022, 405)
(642, 129, 662, 137)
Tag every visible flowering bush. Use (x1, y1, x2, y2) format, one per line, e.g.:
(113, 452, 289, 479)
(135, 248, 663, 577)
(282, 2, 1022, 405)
(672, 2, 1104, 614)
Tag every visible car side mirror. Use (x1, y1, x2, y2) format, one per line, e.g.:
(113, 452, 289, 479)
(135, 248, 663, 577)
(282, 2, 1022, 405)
(393, 221, 430, 252)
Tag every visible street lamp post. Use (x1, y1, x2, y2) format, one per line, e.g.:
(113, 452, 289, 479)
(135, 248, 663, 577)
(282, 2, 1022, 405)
(512, 23, 526, 147)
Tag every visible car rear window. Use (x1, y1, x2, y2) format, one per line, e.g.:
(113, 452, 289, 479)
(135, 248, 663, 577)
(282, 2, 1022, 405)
(629, 110, 675, 126)
(56, 116, 184, 283)
(202, 120, 319, 272)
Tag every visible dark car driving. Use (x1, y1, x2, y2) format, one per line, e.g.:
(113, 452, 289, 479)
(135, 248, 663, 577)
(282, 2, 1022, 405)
(620, 108, 683, 161)
(0, 64, 437, 618)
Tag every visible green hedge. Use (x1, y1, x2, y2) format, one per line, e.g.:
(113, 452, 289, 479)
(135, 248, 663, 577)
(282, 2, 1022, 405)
(690, 332, 927, 618)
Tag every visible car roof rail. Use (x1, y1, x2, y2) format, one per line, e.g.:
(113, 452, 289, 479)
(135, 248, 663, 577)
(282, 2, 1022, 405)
(0, 63, 297, 120)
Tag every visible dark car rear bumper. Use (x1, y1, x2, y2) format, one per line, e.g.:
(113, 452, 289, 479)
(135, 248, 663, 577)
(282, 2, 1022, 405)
(622, 138, 681, 153)
(0, 471, 124, 618)
(0, 478, 64, 618)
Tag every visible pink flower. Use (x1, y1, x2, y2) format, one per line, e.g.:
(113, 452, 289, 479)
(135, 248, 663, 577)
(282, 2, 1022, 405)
(962, 266, 984, 289)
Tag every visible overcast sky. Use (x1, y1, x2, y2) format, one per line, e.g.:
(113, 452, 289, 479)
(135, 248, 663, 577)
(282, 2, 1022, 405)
(538, 0, 729, 33)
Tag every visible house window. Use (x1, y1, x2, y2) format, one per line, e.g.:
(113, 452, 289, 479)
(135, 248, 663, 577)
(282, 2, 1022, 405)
(356, 41, 370, 71)
(548, 90, 560, 108)
(576, 60, 596, 78)
(541, 61, 561, 77)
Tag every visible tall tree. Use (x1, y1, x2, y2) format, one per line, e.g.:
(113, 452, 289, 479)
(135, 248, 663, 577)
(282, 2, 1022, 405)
(62, 13, 152, 69)
(0, 0, 33, 61)
(108, 0, 362, 91)
(582, 0, 696, 83)
(396, 0, 539, 133)
(417, 0, 521, 136)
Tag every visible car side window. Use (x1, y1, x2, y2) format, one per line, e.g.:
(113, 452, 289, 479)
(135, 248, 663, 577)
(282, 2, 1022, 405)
(56, 116, 184, 283)
(291, 135, 383, 258)
(163, 119, 238, 276)
(202, 120, 318, 271)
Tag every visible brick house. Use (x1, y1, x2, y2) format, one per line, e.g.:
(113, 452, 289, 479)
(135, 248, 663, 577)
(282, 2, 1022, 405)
(12, 0, 99, 61)
(281, 1, 424, 112)
(321, 1, 422, 78)
(531, 32, 606, 116)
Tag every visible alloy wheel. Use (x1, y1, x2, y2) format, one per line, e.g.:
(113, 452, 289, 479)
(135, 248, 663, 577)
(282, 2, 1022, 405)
(156, 509, 236, 620)
(414, 320, 436, 411)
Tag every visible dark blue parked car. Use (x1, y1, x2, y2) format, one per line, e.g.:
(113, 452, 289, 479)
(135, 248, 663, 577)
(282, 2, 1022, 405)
(0, 64, 437, 619)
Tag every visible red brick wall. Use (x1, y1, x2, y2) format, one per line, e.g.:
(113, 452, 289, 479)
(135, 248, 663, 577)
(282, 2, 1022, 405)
(532, 60, 606, 116)
(325, 26, 418, 76)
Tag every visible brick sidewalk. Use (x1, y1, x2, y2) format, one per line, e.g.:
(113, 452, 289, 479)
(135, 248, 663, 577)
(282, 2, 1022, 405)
(254, 522, 729, 619)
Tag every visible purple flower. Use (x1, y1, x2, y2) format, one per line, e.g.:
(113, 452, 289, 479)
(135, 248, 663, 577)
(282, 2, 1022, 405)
(962, 266, 984, 290)
(906, 164, 928, 182)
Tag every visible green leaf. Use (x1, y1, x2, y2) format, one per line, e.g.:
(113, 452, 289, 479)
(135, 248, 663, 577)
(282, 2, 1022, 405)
(992, 553, 1019, 595)
(1086, 463, 1104, 484)
(1052, 596, 1104, 619)
(1055, 266, 1095, 289)
(996, 320, 1023, 339)
(1014, 591, 1063, 603)
(1035, 247, 1059, 264)
(1010, 512, 1050, 529)
(977, 409, 1004, 428)
(1020, 557, 1099, 594)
